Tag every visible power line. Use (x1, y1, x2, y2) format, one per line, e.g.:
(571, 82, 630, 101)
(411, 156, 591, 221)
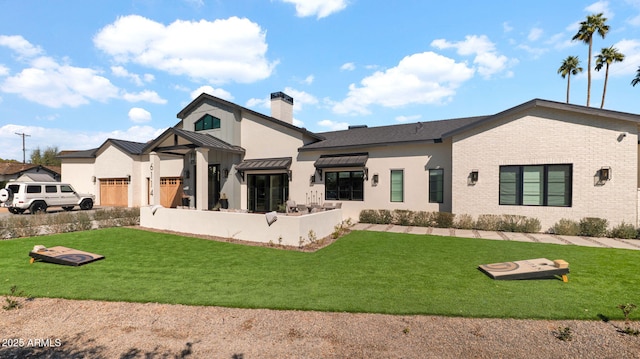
(15, 132, 31, 164)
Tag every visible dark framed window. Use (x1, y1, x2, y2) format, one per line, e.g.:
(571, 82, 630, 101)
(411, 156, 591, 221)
(60, 185, 74, 193)
(26, 185, 42, 194)
(390, 170, 404, 202)
(325, 170, 364, 201)
(429, 169, 444, 203)
(45, 185, 57, 193)
(194, 114, 221, 131)
(499, 164, 572, 207)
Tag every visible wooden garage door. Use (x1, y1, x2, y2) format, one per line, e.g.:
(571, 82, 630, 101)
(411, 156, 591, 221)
(160, 177, 184, 208)
(100, 178, 129, 207)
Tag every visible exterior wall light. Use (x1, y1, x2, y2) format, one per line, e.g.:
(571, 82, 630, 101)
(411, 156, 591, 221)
(599, 167, 611, 182)
(372, 173, 379, 186)
(469, 170, 479, 185)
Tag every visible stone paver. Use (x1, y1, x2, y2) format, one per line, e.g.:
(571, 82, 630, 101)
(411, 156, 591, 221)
(354, 223, 640, 250)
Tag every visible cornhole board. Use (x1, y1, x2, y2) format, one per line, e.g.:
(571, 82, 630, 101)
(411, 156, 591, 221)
(29, 246, 104, 266)
(478, 258, 569, 282)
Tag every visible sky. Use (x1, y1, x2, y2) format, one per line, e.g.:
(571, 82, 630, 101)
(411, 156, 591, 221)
(1, 0, 640, 162)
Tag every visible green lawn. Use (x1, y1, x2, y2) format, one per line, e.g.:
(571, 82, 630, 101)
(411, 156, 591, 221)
(1, 227, 638, 320)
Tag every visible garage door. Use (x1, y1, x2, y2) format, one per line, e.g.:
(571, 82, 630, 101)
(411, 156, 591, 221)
(160, 177, 184, 208)
(100, 178, 129, 207)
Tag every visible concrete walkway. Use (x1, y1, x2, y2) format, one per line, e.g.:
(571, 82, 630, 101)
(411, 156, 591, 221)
(351, 223, 640, 251)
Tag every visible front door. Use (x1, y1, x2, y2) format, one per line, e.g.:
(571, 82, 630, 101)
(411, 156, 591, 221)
(208, 164, 220, 210)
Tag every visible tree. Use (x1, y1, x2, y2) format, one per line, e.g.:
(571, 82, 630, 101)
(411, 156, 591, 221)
(595, 46, 624, 108)
(632, 66, 640, 87)
(30, 146, 61, 166)
(557, 56, 583, 103)
(572, 13, 610, 107)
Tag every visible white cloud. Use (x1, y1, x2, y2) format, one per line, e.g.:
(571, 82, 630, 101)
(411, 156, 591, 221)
(128, 107, 152, 123)
(340, 62, 356, 71)
(528, 27, 544, 41)
(190, 85, 234, 101)
(332, 52, 474, 115)
(431, 35, 511, 79)
(503, 22, 513, 33)
(246, 88, 318, 113)
(111, 65, 154, 86)
(1, 56, 120, 108)
(303, 75, 314, 84)
(281, 0, 348, 19)
(0, 35, 43, 58)
(292, 118, 304, 127)
(318, 119, 349, 131)
(585, 1, 614, 18)
(246, 97, 269, 109)
(0, 64, 9, 76)
(395, 114, 422, 123)
(609, 39, 640, 76)
(94, 15, 277, 84)
(122, 90, 167, 104)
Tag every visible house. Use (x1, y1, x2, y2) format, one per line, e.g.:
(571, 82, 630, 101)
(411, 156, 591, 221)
(0, 162, 60, 185)
(59, 92, 640, 231)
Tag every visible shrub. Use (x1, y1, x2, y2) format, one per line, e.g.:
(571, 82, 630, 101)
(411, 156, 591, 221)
(431, 212, 455, 228)
(411, 211, 432, 227)
(377, 210, 393, 224)
(453, 214, 475, 229)
(499, 215, 526, 232)
(393, 210, 413, 226)
(609, 222, 638, 239)
(359, 210, 378, 224)
(552, 219, 581, 236)
(579, 217, 609, 237)
(520, 217, 542, 233)
(475, 214, 502, 231)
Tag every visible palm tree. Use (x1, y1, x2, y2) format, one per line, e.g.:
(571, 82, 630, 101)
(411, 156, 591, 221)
(595, 46, 624, 108)
(632, 66, 640, 87)
(572, 13, 610, 107)
(557, 56, 583, 103)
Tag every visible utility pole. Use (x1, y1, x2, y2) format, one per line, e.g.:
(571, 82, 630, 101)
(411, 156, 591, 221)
(15, 132, 31, 164)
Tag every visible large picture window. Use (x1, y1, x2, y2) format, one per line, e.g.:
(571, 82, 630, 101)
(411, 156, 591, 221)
(194, 114, 221, 131)
(325, 171, 364, 201)
(499, 164, 572, 207)
(390, 170, 404, 202)
(429, 169, 444, 203)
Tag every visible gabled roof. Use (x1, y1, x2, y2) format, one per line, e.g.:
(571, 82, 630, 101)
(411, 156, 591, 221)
(57, 138, 147, 159)
(0, 162, 60, 176)
(299, 116, 487, 151)
(177, 92, 324, 141)
(143, 128, 245, 155)
(442, 98, 640, 138)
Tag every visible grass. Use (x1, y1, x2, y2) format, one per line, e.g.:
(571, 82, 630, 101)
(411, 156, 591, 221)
(1, 227, 639, 320)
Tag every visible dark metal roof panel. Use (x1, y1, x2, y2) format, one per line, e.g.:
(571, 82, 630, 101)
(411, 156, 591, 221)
(235, 157, 292, 171)
(171, 129, 245, 153)
(109, 139, 147, 155)
(314, 153, 368, 168)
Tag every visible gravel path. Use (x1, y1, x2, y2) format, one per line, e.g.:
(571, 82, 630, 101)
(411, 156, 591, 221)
(1, 297, 639, 358)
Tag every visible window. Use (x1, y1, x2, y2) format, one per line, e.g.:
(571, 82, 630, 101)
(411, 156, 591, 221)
(194, 114, 221, 131)
(325, 171, 364, 201)
(26, 185, 42, 194)
(429, 169, 444, 203)
(45, 185, 57, 193)
(60, 185, 74, 193)
(390, 170, 404, 202)
(499, 164, 572, 207)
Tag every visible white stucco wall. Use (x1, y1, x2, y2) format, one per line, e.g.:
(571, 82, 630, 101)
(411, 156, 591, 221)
(140, 206, 343, 246)
(61, 159, 95, 195)
(451, 107, 639, 230)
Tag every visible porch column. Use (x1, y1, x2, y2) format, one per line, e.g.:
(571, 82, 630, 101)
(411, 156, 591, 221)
(195, 147, 209, 210)
(149, 151, 161, 206)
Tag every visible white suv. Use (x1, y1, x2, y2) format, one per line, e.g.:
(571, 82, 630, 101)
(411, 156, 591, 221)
(0, 182, 94, 214)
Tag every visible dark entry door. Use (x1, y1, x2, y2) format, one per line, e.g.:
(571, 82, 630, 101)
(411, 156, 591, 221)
(248, 174, 288, 212)
(208, 164, 220, 210)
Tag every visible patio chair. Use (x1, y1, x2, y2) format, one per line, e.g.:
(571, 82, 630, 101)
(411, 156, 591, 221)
(322, 202, 335, 210)
(297, 204, 309, 214)
(286, 199, 298, 213)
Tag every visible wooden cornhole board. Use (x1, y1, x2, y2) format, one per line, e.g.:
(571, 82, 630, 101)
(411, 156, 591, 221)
(478, 258, 569, 282)
(29, 246, 104, 266)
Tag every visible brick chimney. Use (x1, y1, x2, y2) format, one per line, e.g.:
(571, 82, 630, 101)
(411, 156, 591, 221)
(270, 91, 294, 124)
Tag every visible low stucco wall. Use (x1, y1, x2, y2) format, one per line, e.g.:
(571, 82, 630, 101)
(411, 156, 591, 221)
(140, 206, 343, 246)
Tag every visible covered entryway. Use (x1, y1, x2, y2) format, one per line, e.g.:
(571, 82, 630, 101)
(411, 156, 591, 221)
(100, 178, 129, 207)
(236, 157, 292, 213)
